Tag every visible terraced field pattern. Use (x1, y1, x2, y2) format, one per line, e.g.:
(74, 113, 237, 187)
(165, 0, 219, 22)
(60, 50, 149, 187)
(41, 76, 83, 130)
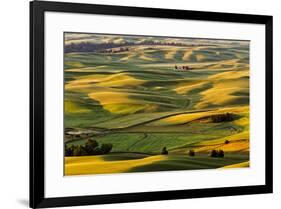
(64, 33, 250, 176)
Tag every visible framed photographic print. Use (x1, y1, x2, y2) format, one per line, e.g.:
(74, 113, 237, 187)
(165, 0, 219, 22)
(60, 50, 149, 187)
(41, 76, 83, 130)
(30, 0, 273, 208)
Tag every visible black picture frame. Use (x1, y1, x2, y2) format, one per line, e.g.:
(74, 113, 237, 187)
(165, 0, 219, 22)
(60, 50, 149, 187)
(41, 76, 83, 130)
(30, 1, 273, 208)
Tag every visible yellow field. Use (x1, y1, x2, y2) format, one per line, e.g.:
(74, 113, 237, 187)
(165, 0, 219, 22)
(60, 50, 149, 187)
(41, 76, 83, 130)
(66, 73, 144, 90)
(174, 81, 208, 95)
(65, 66, 107, 72)
(65, 155, 167, 175)
(165, 48, 179, 59)
(196, 54, 205, 61)
(195, 140, 249, 153)
(209, 69, 249, 80)
(66, 73, 148, 114)
(191, 67, 249, 108)
(192, 130, 249, 153)
(196, 80, 249, 108)
(65, 101, 90, 114)
(197, 130, 249, 146)
(88, 91, 148, 114)
(99, 73, 144, 85)
(139, 53, 156, 61)
(149, 106, 249, 126)
(149, 111, 213, 126)
(182, 49, 193, 61)
(221, 161, 249, 169)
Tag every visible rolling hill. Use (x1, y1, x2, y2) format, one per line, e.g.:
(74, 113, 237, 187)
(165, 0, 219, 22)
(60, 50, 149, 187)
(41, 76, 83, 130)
(64, 33, 250, 175)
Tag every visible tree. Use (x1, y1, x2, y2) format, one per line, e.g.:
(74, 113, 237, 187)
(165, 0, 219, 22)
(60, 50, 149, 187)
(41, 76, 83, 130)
(64, 140, 113, 157)
(65, 145, 73, 156)
(217, 150, 224, 158)
(65, 144, 78, 156)
(161, 147, 168, 155)
(84, 139, 99, 155)
(188, 149, 195, 157)
(226, 112, 234, 121)
(210, 150, 218, 157)
(210, 149, 224, 158)
(100, 143, 113, 154)
(211, 113, 235, 123)
(92, 147, 103, 155)
(73, 145, 87, 156)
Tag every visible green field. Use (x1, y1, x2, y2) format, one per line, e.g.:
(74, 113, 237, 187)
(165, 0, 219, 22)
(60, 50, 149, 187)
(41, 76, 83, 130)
(64, 33, 250, 175)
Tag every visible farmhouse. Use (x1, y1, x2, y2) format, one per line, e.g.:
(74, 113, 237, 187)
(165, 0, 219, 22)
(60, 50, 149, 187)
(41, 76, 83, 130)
(174, 65, 192, 71)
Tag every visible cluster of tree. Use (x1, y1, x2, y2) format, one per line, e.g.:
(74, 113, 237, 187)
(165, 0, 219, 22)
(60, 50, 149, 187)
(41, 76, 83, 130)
(174, 65, 191, 71)
(161, 147, 168, 155)
(210, 149, 224, 158)
(65, 139, 113, 156)
(65, 41, 213, 53)
(138, 40, 193, 47)
(188, 149, 195, 156)
(64, 42, 132, 53)
(160, 147, 225, 158)
(210, 113, 235, 123)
